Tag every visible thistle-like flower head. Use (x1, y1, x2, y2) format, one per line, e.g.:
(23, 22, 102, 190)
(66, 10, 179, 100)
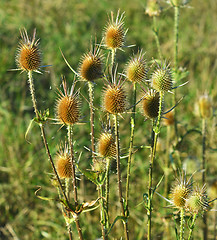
(55, 79, 80, 126)
(55, 144, 72, 179)
(79, 44, 104, 82)
(185, 185, 209, 214)
(103, 70, 127, 115)
(141, 89, 162, 119)
(15, 28, 42, 73)
(125, 50, 147, 83)
(151, 63, 173, 93)
(104, 10, 126, 50)
(98, 131, 116, 159)
(145, 0, 161, 17)
(170, 172, 193, 209)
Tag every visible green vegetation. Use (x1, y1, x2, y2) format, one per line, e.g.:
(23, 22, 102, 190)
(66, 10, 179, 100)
(0, 0, 217, 239)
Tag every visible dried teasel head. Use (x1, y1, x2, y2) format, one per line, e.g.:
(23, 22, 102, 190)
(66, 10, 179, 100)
(104, 10, 126, 50)
(185, 185, 209, 214)
(170, 172, 193, 209)
(15, 28, 42, 72)
(141, 89, 162, 119)
(150, 63, 173, 93)
(145, 0, 161, 17)
(163, 110, 174, 126)
(55, 79, 80, 126)
(79, 44, 104, 82)
(125, 50, 147, 83)
(56, 144, 72, 179)
(198, 93, 212, 119)
(98, 131, 116, 158)
(103, 72, 127, 114)
(92, 158, 107, 173)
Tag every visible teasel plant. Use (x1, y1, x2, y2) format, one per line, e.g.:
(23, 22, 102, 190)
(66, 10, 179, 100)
(55, 78, 83, 239)
(14, 28, 77, 240)
(143, 61, 173, 240)
(198, 92, 212, 240)
(125, 50, 148, 217)
(102, 68, 129, 239)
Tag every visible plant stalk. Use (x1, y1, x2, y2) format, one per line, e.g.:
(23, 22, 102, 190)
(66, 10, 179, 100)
(188, 213, 197, 240)
(105, 158, 110, 230)
(98, 185, 107, 240)
(153, 16, 163, 60)
(180, 208, 185, 240)
(67, 125, 83, 240)
(147, 91, 164, 240)
(113, 114, 129, 240)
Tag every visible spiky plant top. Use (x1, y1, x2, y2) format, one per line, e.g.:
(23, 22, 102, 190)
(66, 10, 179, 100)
(79, 45, 104, 82)
(185, 185, 209, 214)
(98, 132, 116, 158)
(198, 93, 212, 119)
(171, 173, 193, 208)
(56, 145, 72, 179)
(16, 29, 41, 72)
(92, 158, 107, 173)
(55, 80, 80, 126)
(125, 51, 147, 83)
(104, 10, 126, 50)
(103, 74, 127, 115)
(145, 0, 161, 17)
(151, 63, 173, 93)
(141, 89, 162, 119)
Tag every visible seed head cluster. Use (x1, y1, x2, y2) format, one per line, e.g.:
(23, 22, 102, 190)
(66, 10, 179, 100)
(79, 49, 103, 82)
(104, 11, 126, 49)
(56, 81, 80, 126)
(151, 64, 173, 92)
(16, 29, 41, 72)
(126, 51, 147, 83)
(56, 146, 72, 179)
(142, 90, 161, 119)
(98, 132, 116, 158)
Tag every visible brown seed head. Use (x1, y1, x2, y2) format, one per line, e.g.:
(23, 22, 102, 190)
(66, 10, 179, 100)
(171, 173, 193, 208)
(104, 11, 126, 50)
(103, 84, 126, 114)
(185, 185, 209, 214)
(79, 46, 104, 82)
(126, 51, 147, 83)
(151, 64, 173, 92)
(16, 29, 41, 72)
(163, 111, 174, 126)
(98, 132, 116, 158)
(56, 80, 80, 125)
(199, 93, 212, 119)
(145, 0, 161, 17)
(56, 146, 72, 179)
(142, 90, 162, 119)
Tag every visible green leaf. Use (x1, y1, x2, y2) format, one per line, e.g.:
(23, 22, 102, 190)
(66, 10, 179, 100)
(35, 186, 57, 202)
(76, 165, 99, 185)
(25, 119, 35, 144)
(106, 216, 128, 236)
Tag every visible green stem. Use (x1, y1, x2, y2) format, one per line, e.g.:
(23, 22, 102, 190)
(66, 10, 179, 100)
(67, 125, 83, 240)
(111, 49, 116, 71)
(113, 114, 129, 240)
(180, 208, 185, 240)
(188, 213, 198, 240)
(105, 158, 110, 230)
(153, 16, 163, 60)
(164, 126, 171, 198)
(173, 6, 180, 140)
(147, 91, 164, 240)
(27, 71, 73, 240)
(88, 81, 96, 160)
(98, 185, 107, 240)
(126, 83, 136, 210)
(202, 118, 208, 240)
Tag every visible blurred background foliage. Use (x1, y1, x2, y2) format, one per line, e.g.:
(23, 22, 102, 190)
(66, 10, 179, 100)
(0, 0, 217, 239)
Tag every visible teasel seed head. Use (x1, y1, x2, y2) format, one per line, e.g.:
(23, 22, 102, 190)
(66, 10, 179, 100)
(125, 51, 147, 83)
(198, 93, 212, 119)
(79, 45, 104, 82)
(103, 82, 127, 114)
(56, 145, 72, 179)
(92, 158, 107, 173)
(55, 79, 80, 126)
(98, 132, 116, 158)
(171, 172, 193, 208)
(142, 89, 162, 119)
(163, 111, 174, 126)
(16, 28, 42, 72)
(185, 185, 209, 214)
(151, 63, 173, 93)
(145, 0, 161, 17)
(104, 10, 126, 50)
